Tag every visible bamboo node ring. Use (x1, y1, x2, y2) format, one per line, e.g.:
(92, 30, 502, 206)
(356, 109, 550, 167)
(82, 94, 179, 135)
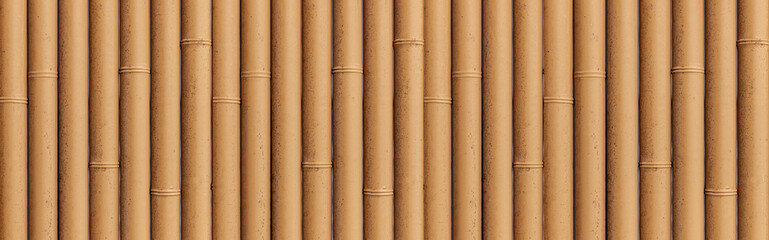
(0, 97, 28, 105)
(180, 39, 213, 46)
(704, 188, 737, 197)
(451, 71, 482, 79)
(638, 162, 672, 168)
(150, 188, 182, 197)
(671, 66, 705, 74)
(88, 162, 120, 169)
(363, 188, 394, 196)
(393, 38, 425, 46)
(543, 97, 574, 104)
(301, 162, 333, 169)
(28, 71, 58, 79)
(512, 162, 544, 168)
(573, 71, 606, 79)
(119, 66, 151, 74)
(331, 66, 364, 74)
(737, 38, 769, 46)
(212, 97, 242, 105)
(241, 71, 271, 79)
(424, 97, 452, 104)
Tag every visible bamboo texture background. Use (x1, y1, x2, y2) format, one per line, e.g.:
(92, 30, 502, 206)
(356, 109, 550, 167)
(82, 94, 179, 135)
(0, 0, 765, 239)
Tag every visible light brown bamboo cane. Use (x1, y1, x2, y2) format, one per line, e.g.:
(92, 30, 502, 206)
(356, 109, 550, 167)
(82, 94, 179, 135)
(181, 0, 213, 238)
(212, 0, 241, 238)
(737, 0, 769, 238)
(88, 0, 120, 238)
(151, 0, 182, 238)
(0, 0, 26, 238)
(639, 0, 671, 239)
(28, 0, 58, 238)
(606, 0, 639, 238)
(574, 0, 606, 238)
(704, 0, 737, 238)
(58, 0, 89, 238)
(543, 0, 574, 238)
(423, 0, 451, 238)
(271, 0, 302, 238)
(302, 0, 333, 238)
(241, 0, 271, 238)
(672, 0, 705, 238)
(452, 0, 481, 238)
(393, 0, 425, 239)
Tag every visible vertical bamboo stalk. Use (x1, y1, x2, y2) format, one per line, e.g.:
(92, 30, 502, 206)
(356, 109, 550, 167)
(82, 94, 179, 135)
(28, 0, 58, 238)
(151, 0, 182, 238)
(606, 0, 639, 238)
(57, 0, 89, 238)
(271, 0, 302, 237)
(241, 0, 271, 238)
(639, 0, 671, 239)
(302, 0, 333, 238)
(393, 0, 424, 238)
(423, 0, 451, 238)
(181, 0, 213, 238)
(452, 0, 482, 238)
(543, 0, 574, 238)
(574, 0, 606, 238)
(672, 0, 705, 238)
(89, 0, 119, 238)
(704, 0, 737, 238)
(737, 0, 769, 238)
(512, 0, 542, 238)
(212, 0, 241, 238)
(0, 0, 26, 238)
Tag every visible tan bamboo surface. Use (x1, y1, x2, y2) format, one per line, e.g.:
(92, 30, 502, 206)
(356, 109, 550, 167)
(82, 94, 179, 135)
(511, 0, 541, 239)
(639, 0, 672, 239)
(705, 0, 737, 238)
(0, 0, 27, 238)
(240, 0, 271, 238)
(737, 0, 769, 238)
(672, 0, 705, 238)
(363, 0, 395, 239)
(88, 0, 119, 238)
(423, 0, 451, 238)
(28, 0, 58, 239)
(452, 0, 482, 238)
(393, 0, 424, 239)
(606, 0, 639, 238)
(58, 0, 90, 238)
(302, 0, 333, 238)
(212, 0, 241, 238)
(574, 0, 606, 238)
(543, 0, 574, 238)
(151, 0, 182, 238)
(271, 0, 302, 238)
(181, 0, 213, 238)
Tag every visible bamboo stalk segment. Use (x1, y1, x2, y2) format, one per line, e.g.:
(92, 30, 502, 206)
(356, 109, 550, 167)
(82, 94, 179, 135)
(511, 0, 541, 238)
(88, 0, 119, 238)
(452, 0, 482, 238)
(672, 0, 705, 238)
(302, 0, 333, 238)
(423, 0, 451, 238)
(28, 0, 58, 238)
(574, 0, 606, 238)
(607, 0, 639, 238)
(737, 0, 769, 238)
(181, 0, 213, 238)
(151, 0, 182, 238)
(0, 0, 27, 238)
(57, 0, 90, 238)
(271, 0, 302, 238)
(240, 0, 271, 238)
(543, 0, 574, 238)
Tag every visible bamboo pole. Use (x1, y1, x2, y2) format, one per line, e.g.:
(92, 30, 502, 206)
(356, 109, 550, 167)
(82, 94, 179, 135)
(57, 0, 89, 238)
(88, 0, 119, 238)
(606, 0, 639, 238)
(423, 0, 451, 238)
(639, 0, 671, 239)
(28, 0, 58, 238)
(0, 0, 26, 238)
(543, 0, 574, 238)
(271, 0, 302, 237)
(302, 0, 333, 238)
(151, 0, 182, 238)
(737, 0, 769, 238)
(181, 0, 213, 238)
(393, 0, 424, 238)
(574, 0, 606, 238)
(212, 0, 241, 238)
(241, 0, 271, 238)
(704, 0, 737, 238)
(451, 0, 481, 238)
